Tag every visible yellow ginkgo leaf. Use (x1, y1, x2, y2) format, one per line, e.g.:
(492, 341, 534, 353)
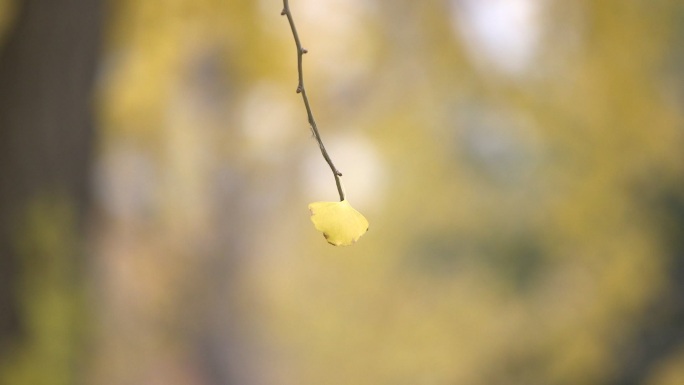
(308, 200, 369, 246)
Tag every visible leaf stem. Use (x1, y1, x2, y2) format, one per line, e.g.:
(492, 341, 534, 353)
(281, 0, 345, 201)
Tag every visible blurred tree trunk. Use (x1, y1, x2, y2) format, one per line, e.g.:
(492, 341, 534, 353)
(0, 0, 102, 383)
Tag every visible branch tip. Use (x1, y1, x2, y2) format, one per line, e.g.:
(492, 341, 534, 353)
(282, 0, 345, 201)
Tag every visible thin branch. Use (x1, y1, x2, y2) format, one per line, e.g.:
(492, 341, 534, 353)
(281, 0, 345, 201)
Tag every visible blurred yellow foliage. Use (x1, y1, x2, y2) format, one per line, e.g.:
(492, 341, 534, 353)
(2, 1, 683, 385)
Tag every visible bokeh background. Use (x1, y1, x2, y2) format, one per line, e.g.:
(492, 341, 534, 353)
(1, 0, 684, 384)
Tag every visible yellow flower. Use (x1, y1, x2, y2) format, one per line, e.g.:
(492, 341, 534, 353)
(308, 200, 369, 246)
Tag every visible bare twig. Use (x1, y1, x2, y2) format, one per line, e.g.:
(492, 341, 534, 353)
(281, 0, 345, 201)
